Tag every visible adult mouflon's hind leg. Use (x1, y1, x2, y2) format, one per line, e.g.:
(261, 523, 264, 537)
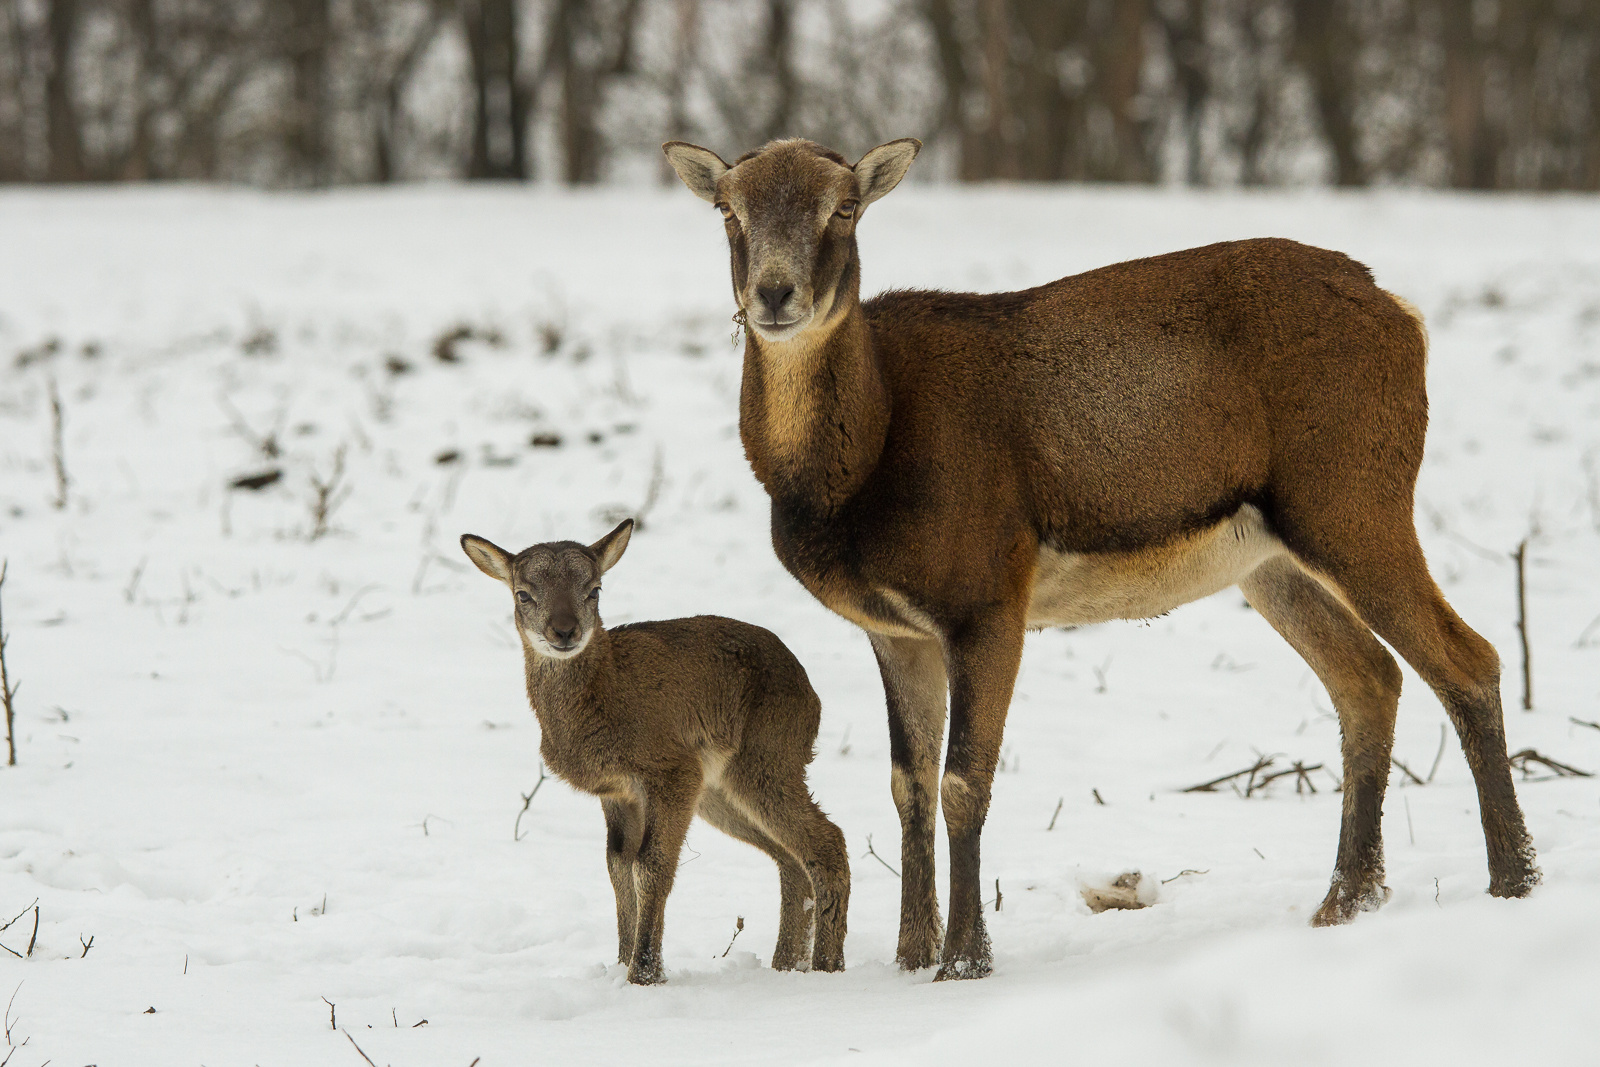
(1241, 556, 1402, 924)
(697, 789, 814, 970)
(1273, 493, 1540, 899)
(869, 633, 947, 972)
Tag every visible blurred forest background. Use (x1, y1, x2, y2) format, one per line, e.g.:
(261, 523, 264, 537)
(2, 0, 1598, 189)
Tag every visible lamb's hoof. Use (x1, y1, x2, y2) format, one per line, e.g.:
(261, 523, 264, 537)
(626, 963, 666, 986)
(895, 927, 943, 972)
(811, 950, 845, 973)
(1311, 879, 1391, 927)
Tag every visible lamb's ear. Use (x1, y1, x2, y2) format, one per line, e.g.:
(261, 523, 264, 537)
(662, 142, 730, 203)
(854, 138, 921, 207)
(461, 534, 513, 585)
(589, 518, 634, 574)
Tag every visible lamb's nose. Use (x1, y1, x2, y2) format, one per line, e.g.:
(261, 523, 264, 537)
(548, 617, 578, 644)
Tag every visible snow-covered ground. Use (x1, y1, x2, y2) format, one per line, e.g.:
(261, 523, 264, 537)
(0, 182, 1597, 1066)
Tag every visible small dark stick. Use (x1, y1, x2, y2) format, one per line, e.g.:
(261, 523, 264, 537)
(340, 1028, 378, 1067)
(321, 996, 336, 1030)
(513, 763, 550, 842)
(720, 916, 745, 957)
(993, 879, 1002, 912)
(1091, 788, 1106, 806)
(1390, 757, 1425, 786)
(1570, 717, 1600, 734)
(862, 834, 901, 878)
(1046, 796, 1063, 831)
(1508, 748, 1593, 778)
(1512, 538, 1532, 710)
(48, 374, 68, 510)
(0, 562, 17, 766)
(1427, 723, 1448, 783)
(78, 935, 92, 958)
(25, 907, 37, 958)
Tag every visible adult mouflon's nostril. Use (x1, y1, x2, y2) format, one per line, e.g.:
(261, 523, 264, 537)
(756, 285, 794, 321)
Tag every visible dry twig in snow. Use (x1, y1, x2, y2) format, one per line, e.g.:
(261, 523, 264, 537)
(1509, 748, 1592, 779)
(513, 763, 550, 842)
(0, 563, 17, 766)
(47, 375, 68, 510)
(862, 834, 900, 878)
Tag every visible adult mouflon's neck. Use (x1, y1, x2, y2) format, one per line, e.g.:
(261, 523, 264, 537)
(739, 302, 889, 514)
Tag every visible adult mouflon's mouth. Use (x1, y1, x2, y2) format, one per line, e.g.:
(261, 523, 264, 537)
(748, 310, 813, 340)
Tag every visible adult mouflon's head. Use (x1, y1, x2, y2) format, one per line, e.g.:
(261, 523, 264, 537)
(461, 519, 633, 660)
(663, 137, 920, 344)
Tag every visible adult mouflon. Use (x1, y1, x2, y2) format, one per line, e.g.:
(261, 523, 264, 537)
(461, 519, 849, 985)
(663, 135, 1539, 981)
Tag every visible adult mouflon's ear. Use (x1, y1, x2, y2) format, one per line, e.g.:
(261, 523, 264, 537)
(662, 142, 730, 203)
(854, 138, 921, 207)
(590, 518, 634, 574)
(461, 534, 514, 585)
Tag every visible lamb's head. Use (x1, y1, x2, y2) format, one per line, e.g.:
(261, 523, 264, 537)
(461, 519, 633, 660)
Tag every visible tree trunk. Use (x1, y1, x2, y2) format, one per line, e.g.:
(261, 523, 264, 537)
(1291, 0, 1363, 186)
(465, 0, 527, 180)
(45, 0, 85, 181)
(286, 0, 330, 185)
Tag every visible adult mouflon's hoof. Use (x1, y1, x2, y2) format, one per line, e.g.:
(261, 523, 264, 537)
(1311, 875, 1391, 927)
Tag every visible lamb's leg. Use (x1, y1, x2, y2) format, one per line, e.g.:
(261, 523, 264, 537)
(698, 788, 812, 970)
(601, 797, 643, 964)
(721, 768, 851, 974)
(628, 768, 700, 985)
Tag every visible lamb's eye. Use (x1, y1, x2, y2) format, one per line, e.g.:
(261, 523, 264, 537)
(516, 590, 532, 604)
(835, 201, 858, 220)
(717, 203, 734, 221)
(587, 588, 601, 601)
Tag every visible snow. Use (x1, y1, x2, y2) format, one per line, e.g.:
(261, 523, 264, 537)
(1, 182, 1598, 1065)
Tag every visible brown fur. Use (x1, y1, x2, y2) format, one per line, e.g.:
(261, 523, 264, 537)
(665, 136, 1540, 980)
(461, 519, 849, 984)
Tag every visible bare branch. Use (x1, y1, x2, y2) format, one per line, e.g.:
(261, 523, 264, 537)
(861, 834, 900, 878)
(514, 763, 550, 842)
(1512, 538, 1532, 710)
(47, 376, 68, 510)
(1509, 748, 1592, 779)
(720, 916, 744, 957)
(1390, 757, 1425, 786)
(340, 1028, 378, 1067)
(0, 562, 17, 766)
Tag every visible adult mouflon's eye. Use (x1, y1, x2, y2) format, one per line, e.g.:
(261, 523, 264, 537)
(717, 203, 734, 221)
(516, 590, 532, 604)
(835, 200, 858, 220)
(587, 588, 601, 601)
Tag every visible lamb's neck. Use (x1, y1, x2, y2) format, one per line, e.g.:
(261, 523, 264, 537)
(522, 629, 614, 734)
(739, 303, 888, 514)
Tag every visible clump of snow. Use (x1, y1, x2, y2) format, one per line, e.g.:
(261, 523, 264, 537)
(0, 184, 1596, 1064)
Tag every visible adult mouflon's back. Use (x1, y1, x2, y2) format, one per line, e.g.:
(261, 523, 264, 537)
(664, 135, 1538, 981)
(461, 519, 849, 985)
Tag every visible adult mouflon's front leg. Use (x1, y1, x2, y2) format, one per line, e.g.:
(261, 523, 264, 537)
(934, 608, 1026, 981)
(869, 633, 948, 972)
